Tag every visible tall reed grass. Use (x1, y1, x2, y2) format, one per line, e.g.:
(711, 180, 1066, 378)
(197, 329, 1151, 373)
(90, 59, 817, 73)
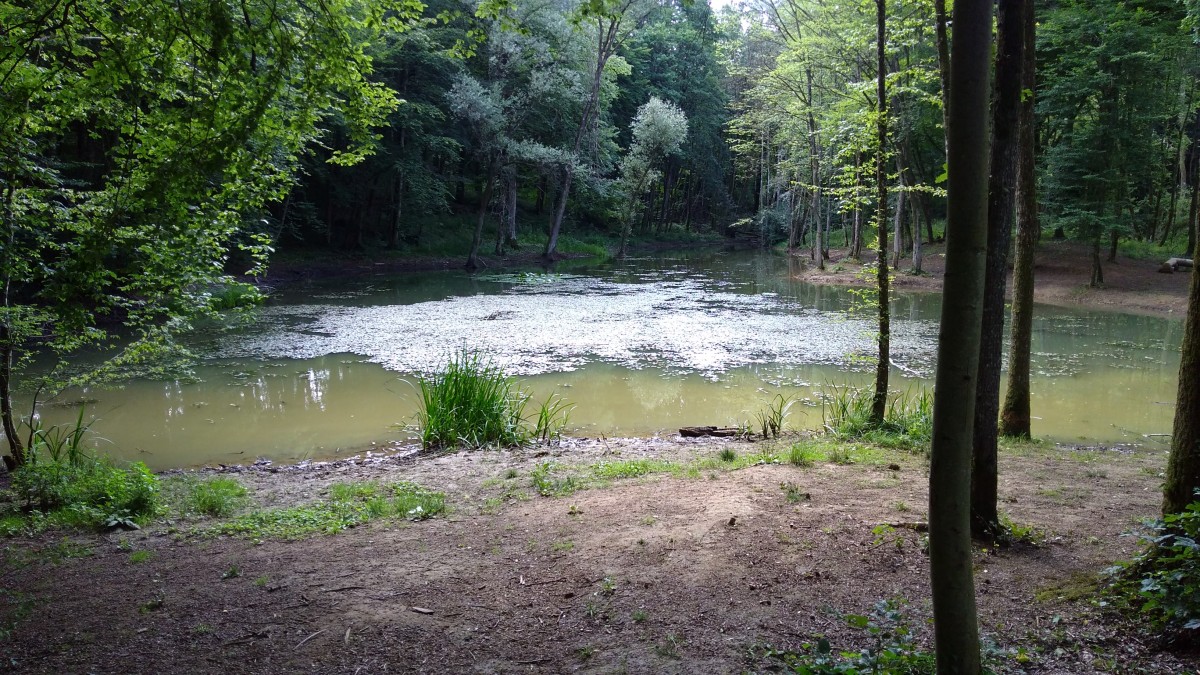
(821, 383, 933, 450)
(415, 350, 573, 450)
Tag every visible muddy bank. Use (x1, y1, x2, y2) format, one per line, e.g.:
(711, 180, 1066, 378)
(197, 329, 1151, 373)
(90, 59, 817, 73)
(795, 240, 1191, 318)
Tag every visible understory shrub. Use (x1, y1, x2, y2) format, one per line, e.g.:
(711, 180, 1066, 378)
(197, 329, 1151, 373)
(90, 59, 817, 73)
(414, 350, 573, 450)
(1113, 496, 1200, 635)
(9, 458, 159, 529)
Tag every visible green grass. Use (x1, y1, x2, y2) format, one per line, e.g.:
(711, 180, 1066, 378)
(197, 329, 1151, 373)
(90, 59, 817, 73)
(204, 481, 445, 540)
(786, 441, 818, 467)
(181, 476, 251, 518)
(1117, 235, 1190, 261)
(129, 550, 152, 564)
(414, 350, 572, 450)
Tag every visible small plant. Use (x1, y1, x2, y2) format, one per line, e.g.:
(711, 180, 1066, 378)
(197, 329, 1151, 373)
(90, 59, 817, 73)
(598, 576, 617, 596)
(577, 645, 594, 661)
(551, 539, 575, 553)
(656, 633, 684, 659)
(254, 575, 270, 587)
(718, 447, 737, 463)
(221, 564, 241, 580)
(129, 550, 152, 564)
(762, 599, 935, 674)
(530, 462, 579, 497)
(756, 394, 798, 439)
(826, 446, 854, 465)
(632, 609, 648, 623)
(781, 482, 809, 504)
(998, 512, 1046, 546)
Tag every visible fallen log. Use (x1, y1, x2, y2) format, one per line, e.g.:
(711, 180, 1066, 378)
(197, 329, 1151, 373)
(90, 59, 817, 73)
(679, 426, 743, 438)
(1159, 257, 1194, 273)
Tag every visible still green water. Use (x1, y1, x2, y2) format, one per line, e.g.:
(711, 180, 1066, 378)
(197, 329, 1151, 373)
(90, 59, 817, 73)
(23, 250, 1182, 469)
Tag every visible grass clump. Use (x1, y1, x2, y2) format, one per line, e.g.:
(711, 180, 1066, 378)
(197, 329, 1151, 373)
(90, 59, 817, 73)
(787, 442, 818, 467)
(206, 481, 444, 540)
(821, 384, 932, 450)
(165, 476, 251, 518)
(591, 458, 677, 480)
(414, 350, 573, 450)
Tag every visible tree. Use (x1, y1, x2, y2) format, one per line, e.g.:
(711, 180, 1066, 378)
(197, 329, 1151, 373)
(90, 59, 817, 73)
(870, 0, 891, 426)
(543, 0, 654, 260)
(1000, 0, 1039, 439)
(928, 0, 990, 670)
(1163, 0, 1200, 516)
(971, 0, 1027, 538)
(615, 98, 689, 257)
(0, 0, 413, 467)
(1038, 0, 1185, 286)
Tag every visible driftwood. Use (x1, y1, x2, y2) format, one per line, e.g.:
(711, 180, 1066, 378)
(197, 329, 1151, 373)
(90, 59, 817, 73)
(1158, 257, 1194, 273)
(679, 426, 743, 438)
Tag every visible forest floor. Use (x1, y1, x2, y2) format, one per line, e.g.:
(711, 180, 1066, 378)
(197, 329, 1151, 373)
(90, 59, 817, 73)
(3, 435, 1198, 673)
(798, 239, 1191, 318)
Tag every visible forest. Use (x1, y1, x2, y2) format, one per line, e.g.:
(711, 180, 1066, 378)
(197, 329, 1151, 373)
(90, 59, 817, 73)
(3, 0, 1200, 672)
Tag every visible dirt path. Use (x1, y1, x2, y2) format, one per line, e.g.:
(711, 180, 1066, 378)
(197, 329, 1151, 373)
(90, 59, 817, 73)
(3, 438, 1194, 673)
(798, 240, 1191, 318)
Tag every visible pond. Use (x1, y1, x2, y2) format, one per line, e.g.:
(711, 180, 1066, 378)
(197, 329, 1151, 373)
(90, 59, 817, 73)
(24, 250, 1183, 470)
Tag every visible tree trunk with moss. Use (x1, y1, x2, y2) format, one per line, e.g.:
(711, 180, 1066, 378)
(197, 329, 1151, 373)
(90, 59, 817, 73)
(871, 0, 891, 427)
(1001, 0, 1038, 439)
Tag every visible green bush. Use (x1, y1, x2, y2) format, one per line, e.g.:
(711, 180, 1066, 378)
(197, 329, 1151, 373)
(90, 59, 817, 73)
(414, 350, 572, 450)
(1116, 497, 1200, 633)
(9, 458, 159, 529)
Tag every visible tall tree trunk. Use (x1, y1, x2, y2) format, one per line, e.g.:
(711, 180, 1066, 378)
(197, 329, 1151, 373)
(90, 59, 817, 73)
(0, 329, 23, 469)
(1090, 236, 1104, 287)
(971, 0, 1024, 539)
(1164, 213, 1200, 515)
(1189, 152, 1200, 258)
(871, 0, 891, 427)
(466, 160, 498, 271)
(1108, 228, 1120, 262)
(1001, 0, 1038, 439)
(546, 18, 618, 260)
(807, 68, 824, 269)
(892, 177, 905, 269)
(929, 0, 990, 671)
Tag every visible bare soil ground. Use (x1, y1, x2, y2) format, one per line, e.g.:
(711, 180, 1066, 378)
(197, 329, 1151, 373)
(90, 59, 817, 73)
(799, 239, 1191, 318)
(3, 437, 1196, 673)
